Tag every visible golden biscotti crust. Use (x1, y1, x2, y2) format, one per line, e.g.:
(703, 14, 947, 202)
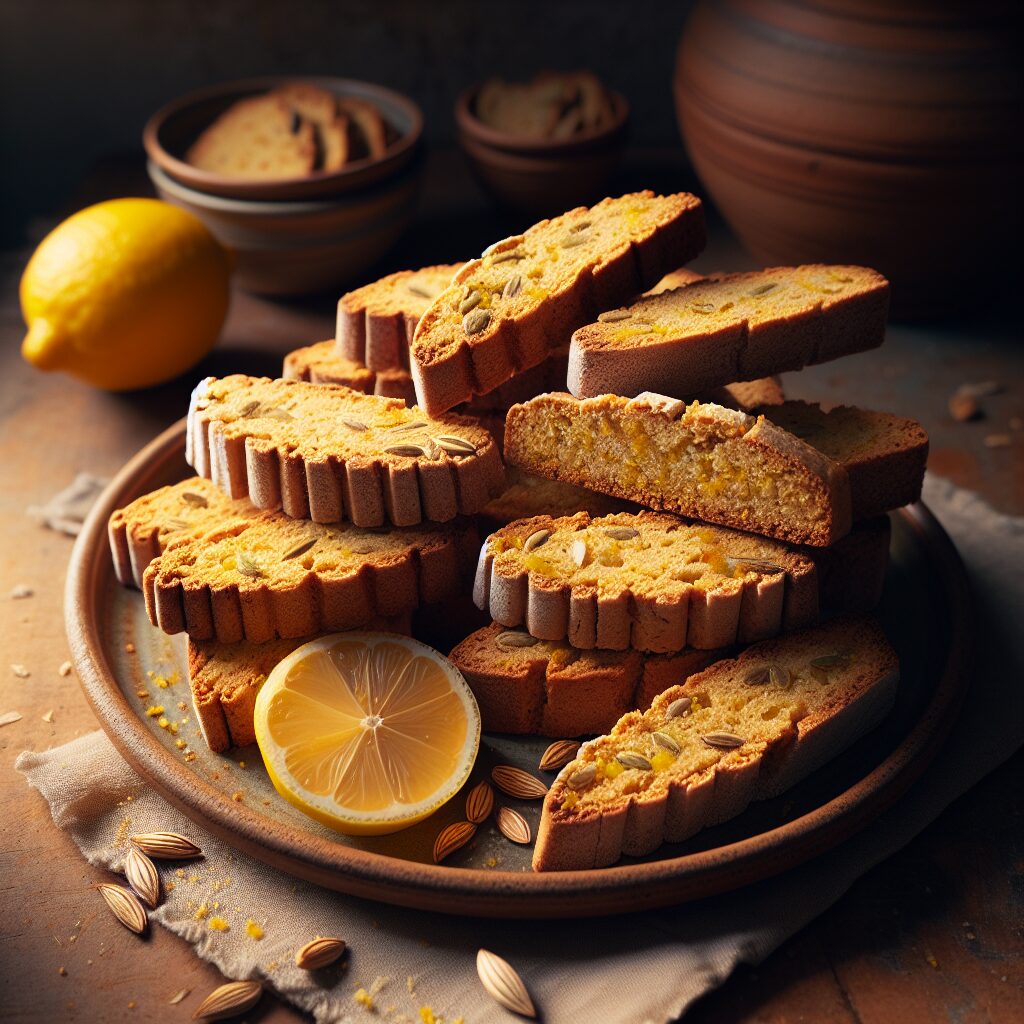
(473, 511, 820, 653)
(336, 265, 462, 371)
(504, 393, 852, 547)
(282, 340, 416, 404)
(760, 401, 928, 521)
(410, 192, 707, 415)
(108, 477, 248, 589)
(567, 265, 889, 400)
(187, 615, 412, 753)
(449, 622, 721, 736)
(143, 510, 479, 644)
(532, 616, 899, 871)
(186, 375, 505, 527)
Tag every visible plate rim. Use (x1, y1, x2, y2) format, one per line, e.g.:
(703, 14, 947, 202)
(66, 419, 972, 918)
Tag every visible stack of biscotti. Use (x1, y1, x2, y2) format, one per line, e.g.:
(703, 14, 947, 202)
(283, 264, 462, 404)
(108, 371, 511, 752)
(409, 191, 707, 414)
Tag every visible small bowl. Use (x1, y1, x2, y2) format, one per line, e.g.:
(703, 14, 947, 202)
(144, 76, 423, 201)
(148, 159, 421, 296)
(455, 83, 629, 214)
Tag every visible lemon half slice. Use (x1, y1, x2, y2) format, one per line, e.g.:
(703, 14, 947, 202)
(254, 633, 480, 835)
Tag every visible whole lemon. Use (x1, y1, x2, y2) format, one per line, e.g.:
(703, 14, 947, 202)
(21, 198, 231, 391)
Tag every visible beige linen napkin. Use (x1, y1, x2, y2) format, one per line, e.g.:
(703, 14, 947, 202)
(17, 475, 1024, 1023)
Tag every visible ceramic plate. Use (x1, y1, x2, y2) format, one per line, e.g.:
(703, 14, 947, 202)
(66, 421, 971, 918)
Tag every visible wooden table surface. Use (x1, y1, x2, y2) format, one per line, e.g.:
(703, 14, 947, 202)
(1, 152, 1022, 1023)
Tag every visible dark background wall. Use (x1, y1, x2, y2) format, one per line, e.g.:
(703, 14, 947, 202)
(0, 0, 697, 243)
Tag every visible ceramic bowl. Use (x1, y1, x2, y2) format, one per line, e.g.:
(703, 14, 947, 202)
(455, 84, 629, 214)
(674, 0, 1023, 318)
(144, 76, 423, 201)
(148, 160, 421, 297)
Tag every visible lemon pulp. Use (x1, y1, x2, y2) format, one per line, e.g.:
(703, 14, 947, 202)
(254, 633, 480, 835)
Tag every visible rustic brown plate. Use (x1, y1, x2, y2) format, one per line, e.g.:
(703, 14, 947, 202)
(66, 421, 971, 919)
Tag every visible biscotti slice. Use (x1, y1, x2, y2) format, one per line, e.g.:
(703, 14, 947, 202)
(188, 614, 411, 753)
(533, 616, 899, 870)
(480, 466, 636, 528)
(463, 346, 571, 414)
(474, 511, 820, 653)
(109, 478, 250, 589)
(187, 375, 504, 527)
(702, 377, 784, 413)
(272, 82, 349, 171)
(283, 341, 416, 404)
(505, 393, 853, 547)
(759, 402, 928, 520)
(143, 510, 478, 643)
(339, 97, 388, 160)
(450, 622, 722, 737)
(567, 265, 889, 399)
(410, 191, 706, 415)
(644, 267, 704, 295)
(186, 94, 318, 179)
(337, 265, 463, 371)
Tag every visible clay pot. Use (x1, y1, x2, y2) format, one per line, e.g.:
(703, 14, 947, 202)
(674, 1, 1024, 318)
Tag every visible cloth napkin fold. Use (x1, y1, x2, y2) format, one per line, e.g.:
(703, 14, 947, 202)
(17, 475, 1024, 1024)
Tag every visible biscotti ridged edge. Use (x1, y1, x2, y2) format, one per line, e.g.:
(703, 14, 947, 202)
(532, 617, 899, 871)
(409, 193, 707, 415)
(566, 265, 889, 400)
(186, 376, 506, 528)
(449, 623, 722, 736)
(336, 265, 463, 372)
(143, 518, 480, 644)
(472, 512, 820, 653)
(282, 341, 417, 404)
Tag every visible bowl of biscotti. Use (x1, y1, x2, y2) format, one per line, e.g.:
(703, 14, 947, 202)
(143, 77, 424, 295)
(77, 189, 964, 917)
(456, 70, 629, 212)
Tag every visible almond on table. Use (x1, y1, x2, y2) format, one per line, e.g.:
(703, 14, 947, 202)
(186, 375, 505, 527)
(409, 191, 706, 415)
(567, 264, 889, 400)
(533, 617, 899, 871)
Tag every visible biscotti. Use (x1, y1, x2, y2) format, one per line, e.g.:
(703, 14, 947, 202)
(109, 477, 251, 589)
(756, 402, 928, 521)
(473, 511, 820, 652)
(186, 375, 504, 527)
(143, 510, 478, 644)
(337, 265, 462, 371)
(704, 377, 784, 412)
(533, 616, 899, 870)
(188, 615, 411, 753)
(567, 265, 889, 399)
(276, 82, 350, 171)
(504, 393, 853, 547)
(186, 94, 318, 179)
(282, 341, 416, 404)
(450, 622, 721, 736)
(480, 466, 636, 528)
(410, 192, 707, 415)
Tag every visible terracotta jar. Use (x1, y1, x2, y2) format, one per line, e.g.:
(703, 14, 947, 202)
(674, 0, 1024, 317)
